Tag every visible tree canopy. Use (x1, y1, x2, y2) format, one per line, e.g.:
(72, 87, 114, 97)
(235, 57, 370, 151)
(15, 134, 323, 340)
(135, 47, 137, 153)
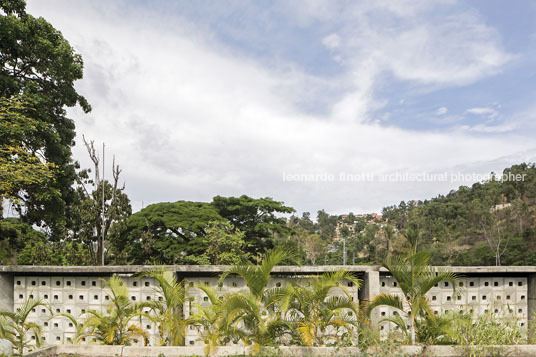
(1, 0, 90, 236)
(116, 201, 225, 264)
(212, 195, 294, 256)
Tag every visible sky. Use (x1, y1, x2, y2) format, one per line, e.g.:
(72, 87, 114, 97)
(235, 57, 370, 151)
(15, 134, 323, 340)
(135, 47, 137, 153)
(25, 0, 536, 216)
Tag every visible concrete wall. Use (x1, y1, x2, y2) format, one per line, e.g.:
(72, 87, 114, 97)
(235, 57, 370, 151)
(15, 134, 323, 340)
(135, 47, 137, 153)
(12, 275, 161, 348)
(378, 274, 528, 335)
(2, 265, 536, 352)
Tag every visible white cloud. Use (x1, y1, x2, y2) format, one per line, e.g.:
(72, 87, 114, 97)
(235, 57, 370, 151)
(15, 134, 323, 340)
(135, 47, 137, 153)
(466, 107, 500, 119)
(302, 1, 514, 124)
(459, 124, 514, 133)
(24, 0, 536, 215)
(322, 33, 341, 49)
(436, 107, 448, 115)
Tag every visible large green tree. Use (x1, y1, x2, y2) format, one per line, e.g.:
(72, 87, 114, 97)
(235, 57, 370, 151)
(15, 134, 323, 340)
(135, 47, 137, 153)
(212, 195, 294, 258)
(1, 0, 90, 236)
(116, 201, 225, 264)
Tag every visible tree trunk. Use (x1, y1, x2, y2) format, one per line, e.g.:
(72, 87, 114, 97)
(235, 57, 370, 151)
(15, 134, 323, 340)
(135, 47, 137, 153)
(410, 313, 416, 345)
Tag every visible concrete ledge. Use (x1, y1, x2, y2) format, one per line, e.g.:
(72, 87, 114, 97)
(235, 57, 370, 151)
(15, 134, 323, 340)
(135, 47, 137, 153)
(25, 346, 57, 357)
(4, 264, 536, 276)
(21, 345, 536, 357)
(0, 265, 380, 275)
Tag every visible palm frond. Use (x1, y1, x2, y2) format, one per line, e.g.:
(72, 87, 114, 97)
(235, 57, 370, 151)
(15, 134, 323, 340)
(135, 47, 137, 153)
(366, 293, 404, 316)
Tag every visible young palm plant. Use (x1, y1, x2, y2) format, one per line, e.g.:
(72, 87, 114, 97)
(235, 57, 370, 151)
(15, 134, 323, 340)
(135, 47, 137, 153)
(79, 275, 148, 345)
(188, 284, 228, 356)
(366, 251, 458, 345)
(140, 269, 187, 346)
(219, 248, 292, 354)
(280, 270, 361, 346)
(0, 297, 46, 356)
(55, 312, 86, 344)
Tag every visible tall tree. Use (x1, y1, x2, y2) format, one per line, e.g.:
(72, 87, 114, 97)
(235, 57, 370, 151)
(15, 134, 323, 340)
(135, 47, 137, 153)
(212, 195, 294, 258)
(71, 137, 131, 265)
(301, 233, 326, 265)
(316, 209, 337, 240)
(117, 201, 225, 264)
(1, 0, 91, 236)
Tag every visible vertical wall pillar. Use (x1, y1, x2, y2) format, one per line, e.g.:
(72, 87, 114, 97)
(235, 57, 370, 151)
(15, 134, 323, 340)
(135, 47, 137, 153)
(528, 274, 536, 340)
(359, 270, 380, 326)
(0, 272, 13, 311)
(0, 272, 14, 355)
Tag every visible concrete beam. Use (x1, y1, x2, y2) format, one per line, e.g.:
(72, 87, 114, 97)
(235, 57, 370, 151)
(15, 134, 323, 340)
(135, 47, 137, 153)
(3, 264, 536, 275)
(0, 264, 381, 275)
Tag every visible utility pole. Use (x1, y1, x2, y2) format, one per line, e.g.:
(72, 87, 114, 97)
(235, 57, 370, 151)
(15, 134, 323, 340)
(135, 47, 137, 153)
(100, 142, 105, 266)
(343, 238, 347, 265)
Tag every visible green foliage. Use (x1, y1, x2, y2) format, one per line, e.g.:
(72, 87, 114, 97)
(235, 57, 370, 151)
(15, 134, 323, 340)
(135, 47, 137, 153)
(316, 210, 338, 241)
(0, 217, 91, 265)
(78, 276, 148, 345)
(0, 217, 37, 263)
(140, 269, 187, 346)
(17, 236, 91, 265)
(117, 201, 225, 264)
(219, 248, 293, 354)
(0, 96, 56, 202)
(1, 1, 91, 235)
(280, 270, 361, 346)
(188, 284, 228, 356)
(367, 250, 458, 345)
(382, 163, 536, 266)
(0, 297, 46, 356)
(416, 311, 463, 345)
(201, 221, 250, 265)
(451, 310, 525, 346)
(212, 195, 295, 258)
(299, 233, 326, 265)
(287, 211, 334, 265)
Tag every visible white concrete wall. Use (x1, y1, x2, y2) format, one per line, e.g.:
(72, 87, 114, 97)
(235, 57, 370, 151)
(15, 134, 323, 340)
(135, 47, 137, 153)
(13, 275, 161, 352)
(3, 268, 533, 351)
(378, 275, 528, 335)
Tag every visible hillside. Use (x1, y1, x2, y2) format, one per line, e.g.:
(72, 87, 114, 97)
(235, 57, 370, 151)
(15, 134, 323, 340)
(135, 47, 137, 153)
(381, 163, 536, 265)
(285, 163, 536, 266)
